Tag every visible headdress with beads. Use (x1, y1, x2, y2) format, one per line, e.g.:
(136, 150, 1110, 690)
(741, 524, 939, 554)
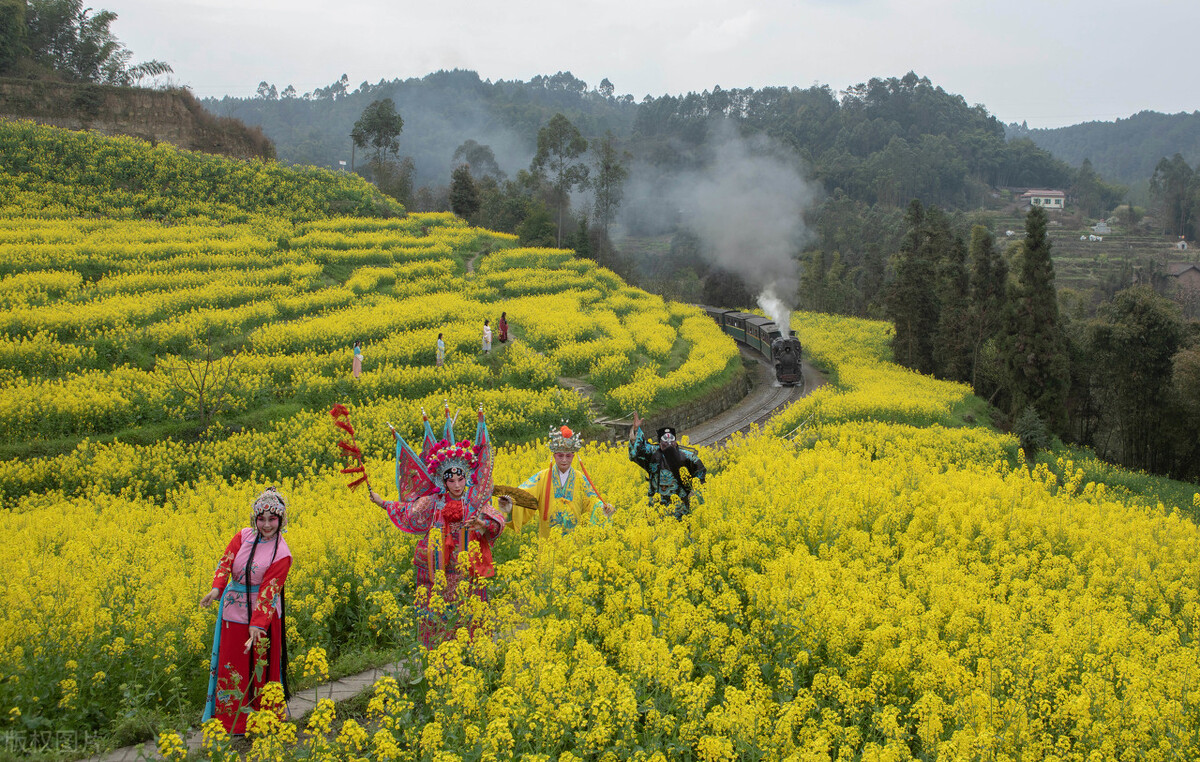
(251, 486, 288, 530)
(393, 404, 494, 506)
(423, 438, 483, 490)
(547, 424, 583, 453)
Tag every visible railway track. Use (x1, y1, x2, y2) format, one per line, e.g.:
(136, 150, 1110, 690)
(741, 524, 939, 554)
(687, 349, 823, 447)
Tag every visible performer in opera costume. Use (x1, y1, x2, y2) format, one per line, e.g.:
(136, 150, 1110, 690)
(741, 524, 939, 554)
(369, 404, 506, 648)
(200, 487, 292, 734)
(628, 411, 707, 518)
(499, 425, 614, 536)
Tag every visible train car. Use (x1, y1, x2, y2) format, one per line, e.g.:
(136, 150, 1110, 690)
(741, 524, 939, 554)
(722, 311, 752, 344)
(771, 333, 803, 386)
(702, 305, 737, 332)
(745, 316, 781, 360)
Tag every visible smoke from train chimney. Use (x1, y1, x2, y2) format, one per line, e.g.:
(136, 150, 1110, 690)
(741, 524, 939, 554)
(664, 121, 816, 323)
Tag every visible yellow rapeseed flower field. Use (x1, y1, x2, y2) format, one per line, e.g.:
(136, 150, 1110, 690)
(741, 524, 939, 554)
(2, 122, 1197, 760)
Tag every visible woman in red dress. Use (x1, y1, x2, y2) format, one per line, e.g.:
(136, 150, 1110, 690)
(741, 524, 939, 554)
(200, 488, 292, 734)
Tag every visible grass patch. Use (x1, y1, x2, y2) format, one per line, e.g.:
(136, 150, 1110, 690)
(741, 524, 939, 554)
(0, 401, 307, 461)
(657, 334, 691, 376)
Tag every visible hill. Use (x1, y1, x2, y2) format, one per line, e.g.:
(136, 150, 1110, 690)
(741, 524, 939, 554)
(0, 78, 275, 160)
(210, 70, 1076, 212)
(1012, 110, 1200, 191)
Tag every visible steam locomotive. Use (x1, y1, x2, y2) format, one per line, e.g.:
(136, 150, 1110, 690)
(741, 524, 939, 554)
(702, 306, 804, 386)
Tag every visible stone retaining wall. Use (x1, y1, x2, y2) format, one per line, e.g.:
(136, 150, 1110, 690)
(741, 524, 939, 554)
(592, 368, 750, 444)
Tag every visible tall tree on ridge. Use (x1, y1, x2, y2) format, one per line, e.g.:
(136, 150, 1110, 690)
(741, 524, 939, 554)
(933, 210, 971, 383)
(1150, 153, 1197, 240)
(351, 98, 404, 168)
(591, 130, 628, 241)
(1088, 286, 1183, 473)
(532, 113, 589, 247)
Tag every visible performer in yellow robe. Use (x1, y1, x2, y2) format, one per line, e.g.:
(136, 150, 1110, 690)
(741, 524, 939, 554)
(499, 425, 614, 536)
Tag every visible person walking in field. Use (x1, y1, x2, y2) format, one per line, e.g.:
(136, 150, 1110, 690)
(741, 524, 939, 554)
(200, 487, 293, 734)
(498, 312, 508, 343)
(352, 340, 363, 379)
(497, 424, 614, 536)
(628, 411, 707, 518)
(482, 320, 492, 354)
(436, 332, 445, 367)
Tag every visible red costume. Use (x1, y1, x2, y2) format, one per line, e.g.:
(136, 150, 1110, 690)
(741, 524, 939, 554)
(376, 405, 505, 648)
(202, 489, 291, 734)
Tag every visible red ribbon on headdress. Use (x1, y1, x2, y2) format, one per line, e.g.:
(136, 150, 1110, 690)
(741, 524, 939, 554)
(330, 405, 371, 491)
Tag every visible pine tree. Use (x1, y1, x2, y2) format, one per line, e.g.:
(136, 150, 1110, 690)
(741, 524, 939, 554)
(931, 209, 972, 382)
(967, 225, 1008, 392)
(886, 200, 939, 374)
(449, 164, 480, 220)
(1001, 205, 1070, 433)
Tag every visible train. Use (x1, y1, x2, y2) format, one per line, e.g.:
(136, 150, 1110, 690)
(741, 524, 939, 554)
(702, 306, 803, 386)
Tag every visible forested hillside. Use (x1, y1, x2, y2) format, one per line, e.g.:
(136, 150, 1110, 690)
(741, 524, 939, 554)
(210, 70, 1076, 210)
(1013, 110, 1200, 191)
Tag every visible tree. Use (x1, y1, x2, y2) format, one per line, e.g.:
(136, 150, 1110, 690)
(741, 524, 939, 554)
(351, 98, 404, 167)
(516, 200, 556, 247)
(1087, 286, 1183, 472)
(157, 339, 240, 432)
(449, 164, 480, 220)
(933, 214, 972, 382)
(452, 140, 504, 181)
(531, 113, 589, 247)
(886, 200, 940, 374)
(255, 81, 278, 100)
(0, 0, 27, 73)
(966, 225, 1008, 392)
(1150, 153, 1197, 239)
(591, 130, 627, 240)
(1000, 205, 1070, 433)
(24, 0, 170, 84)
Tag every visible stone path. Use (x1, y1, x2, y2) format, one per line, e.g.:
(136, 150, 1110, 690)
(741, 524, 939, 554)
(85, 661, 420, 761)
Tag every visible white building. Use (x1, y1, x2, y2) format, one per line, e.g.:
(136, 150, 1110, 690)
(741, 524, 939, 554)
(1020, 189, 1066, 209)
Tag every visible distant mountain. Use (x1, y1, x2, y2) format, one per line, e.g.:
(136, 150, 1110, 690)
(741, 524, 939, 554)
(209, 69, 1074, 213)
(1009, 111, 1200, 187)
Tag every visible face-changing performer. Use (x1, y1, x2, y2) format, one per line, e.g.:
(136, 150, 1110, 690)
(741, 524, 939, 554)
(369, 404, 506, 648)
(200, 487, 293, 734)
(498, 425, 614, 536)
(627, 410, 707, 518)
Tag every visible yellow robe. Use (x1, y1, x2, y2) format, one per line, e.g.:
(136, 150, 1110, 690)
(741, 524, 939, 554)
(508, 464, 604, 537)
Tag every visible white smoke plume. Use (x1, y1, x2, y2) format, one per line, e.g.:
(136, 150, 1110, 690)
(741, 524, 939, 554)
(756, 286, 792, 336)
(663, 121, 817, 325)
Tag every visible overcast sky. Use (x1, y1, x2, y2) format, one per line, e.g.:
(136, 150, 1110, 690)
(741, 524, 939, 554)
(104, 0, 1197, 129)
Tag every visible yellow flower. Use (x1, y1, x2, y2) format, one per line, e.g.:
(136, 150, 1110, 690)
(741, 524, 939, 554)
(156, 730, 188, 762)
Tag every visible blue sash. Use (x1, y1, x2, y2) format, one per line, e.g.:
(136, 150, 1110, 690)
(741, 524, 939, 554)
(201, 582, 258, 723)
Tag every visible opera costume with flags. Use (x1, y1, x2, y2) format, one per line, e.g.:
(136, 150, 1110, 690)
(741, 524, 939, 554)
(368, 404, 506, 648)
